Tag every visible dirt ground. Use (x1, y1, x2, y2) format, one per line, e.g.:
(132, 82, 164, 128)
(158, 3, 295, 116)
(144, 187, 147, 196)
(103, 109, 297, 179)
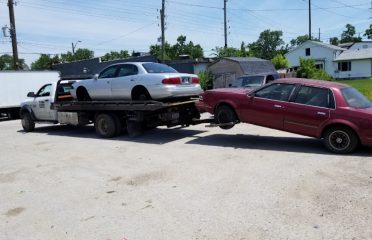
(0, 119, 371, 240)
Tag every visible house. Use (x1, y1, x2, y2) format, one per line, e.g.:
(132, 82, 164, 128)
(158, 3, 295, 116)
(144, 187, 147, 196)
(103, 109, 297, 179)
(207, 57, 277, 88)
(285, 40, 372, 79)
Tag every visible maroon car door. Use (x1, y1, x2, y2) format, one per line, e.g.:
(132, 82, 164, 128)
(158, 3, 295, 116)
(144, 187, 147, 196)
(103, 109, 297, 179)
(240, 83, 296, 130)
(283, 86, 332, 137)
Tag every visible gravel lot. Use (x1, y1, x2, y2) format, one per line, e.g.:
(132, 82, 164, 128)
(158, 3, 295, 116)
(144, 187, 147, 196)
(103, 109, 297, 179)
(1, 119, 371, 240)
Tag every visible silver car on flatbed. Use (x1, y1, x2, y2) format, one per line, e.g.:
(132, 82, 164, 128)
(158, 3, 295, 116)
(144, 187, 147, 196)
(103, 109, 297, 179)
(70, 62, 203, 101)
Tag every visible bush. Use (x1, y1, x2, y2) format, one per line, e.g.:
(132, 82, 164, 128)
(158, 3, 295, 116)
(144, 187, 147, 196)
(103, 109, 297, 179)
(297, 58, 332, 81)
(198, 71, 214, 91)
(271, 54, 289, 69)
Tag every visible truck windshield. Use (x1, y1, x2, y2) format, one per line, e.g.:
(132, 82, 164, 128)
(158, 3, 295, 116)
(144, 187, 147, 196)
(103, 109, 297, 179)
(341, 87, 372, 109)
(142, 63, 178, 73)
(231, 76, 265, 88)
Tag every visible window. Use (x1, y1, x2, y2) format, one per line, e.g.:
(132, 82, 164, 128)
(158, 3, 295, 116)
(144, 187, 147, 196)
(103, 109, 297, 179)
(142, 63, 178, 73)
(231, 76, 265, 88)
(315, 63, 324, 70)
(338, 61, 351, 72)
(294, 86, 331, 108)
(36, 84, 52, 97)
(117, 64, 139, 77)
(341, 87, 372, 109)
(99, 66, 117, 78)
(254, 83, 296, 101)
(305, 48, 311, 56)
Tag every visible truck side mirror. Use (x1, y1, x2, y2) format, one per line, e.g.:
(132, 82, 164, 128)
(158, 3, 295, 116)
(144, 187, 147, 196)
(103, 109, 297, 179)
(27, 92, 35, 98)
(93, 74, 99, 80)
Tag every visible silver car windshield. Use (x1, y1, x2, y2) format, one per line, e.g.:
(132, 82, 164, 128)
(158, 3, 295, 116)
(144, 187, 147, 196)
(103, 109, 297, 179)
(231, 76, 265, 88)
(341, 87, 372, 109)
(142, 63, 178, 73)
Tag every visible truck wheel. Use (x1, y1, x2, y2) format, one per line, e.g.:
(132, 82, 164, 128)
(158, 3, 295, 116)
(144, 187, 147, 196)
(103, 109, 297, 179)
(95, 113, 117, 138)
(21, 112, 35, 132)
(323, 126, 358, 154)
(112, 114, 124, 136)
(215, 105, 237, 130)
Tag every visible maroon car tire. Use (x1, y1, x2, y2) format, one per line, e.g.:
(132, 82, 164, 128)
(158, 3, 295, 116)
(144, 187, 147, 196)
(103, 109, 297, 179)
(215, 105, 237, 130)
(323, 126, 359, 154)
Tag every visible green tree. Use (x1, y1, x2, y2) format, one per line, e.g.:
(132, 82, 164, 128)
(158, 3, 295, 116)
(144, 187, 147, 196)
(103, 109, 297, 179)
(212, 42, 251, 58)
(149, 35, 204, 60)
(0, 54, 26, 70)
(330, 37, 339, 46)
(290, 35, 310, 48)
(271, 54, 289, 69)
(102, 50, 130, 61)
(340, 24, 362, 43)
(364, 24, 372, 40)
(60, 48, 94, 63)
(198, 71, 214, 91)
(31, 54, 61, 70)
(248, 30, 287, 60)
(297, 58, 332, 81)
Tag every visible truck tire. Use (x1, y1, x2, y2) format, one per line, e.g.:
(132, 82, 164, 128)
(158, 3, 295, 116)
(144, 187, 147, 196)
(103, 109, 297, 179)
(111, 114, 124, 136)
(323, 126, 358, 154)
(21, 112, 35, 132)
(215, 105, 237, 130)
(94, 113, 117, 138)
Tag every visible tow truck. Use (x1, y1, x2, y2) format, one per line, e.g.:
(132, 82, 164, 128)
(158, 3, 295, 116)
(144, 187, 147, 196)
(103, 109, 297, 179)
(20, 80, 211, 138)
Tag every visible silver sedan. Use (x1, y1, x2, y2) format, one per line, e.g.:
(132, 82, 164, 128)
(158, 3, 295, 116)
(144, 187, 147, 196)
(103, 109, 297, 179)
(70, 62, 203, 101)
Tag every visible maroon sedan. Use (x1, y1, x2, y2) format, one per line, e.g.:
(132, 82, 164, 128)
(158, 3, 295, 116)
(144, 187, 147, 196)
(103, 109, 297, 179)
(197, 78, 372, 154)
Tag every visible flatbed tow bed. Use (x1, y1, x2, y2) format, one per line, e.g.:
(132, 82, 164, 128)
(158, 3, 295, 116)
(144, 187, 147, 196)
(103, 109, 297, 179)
(51, 99, 211, 138)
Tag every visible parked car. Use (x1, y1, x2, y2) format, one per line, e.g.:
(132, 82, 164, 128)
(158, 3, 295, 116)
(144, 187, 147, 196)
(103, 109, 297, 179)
(197, 78, 372, 154)
(70, 62, 203, 101)
(229, 74, 279, 88)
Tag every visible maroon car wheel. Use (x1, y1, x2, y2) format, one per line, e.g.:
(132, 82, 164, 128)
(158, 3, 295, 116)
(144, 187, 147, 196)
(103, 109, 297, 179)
(215, 105, 237, 130)
(323, 126, 358, 154)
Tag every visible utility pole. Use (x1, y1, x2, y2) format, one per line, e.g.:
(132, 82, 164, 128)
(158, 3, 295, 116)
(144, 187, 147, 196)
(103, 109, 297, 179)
(318, 28, 320, 41)
(7, 0, 19, 70)
(308, 0, 312, 40)
(72, 40, 81, 54)
(224, 0, 228, 48)
(160, 0, 165, 62)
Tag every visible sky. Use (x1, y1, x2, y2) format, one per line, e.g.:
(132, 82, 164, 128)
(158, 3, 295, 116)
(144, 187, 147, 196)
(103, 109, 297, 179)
(0, 0, 371, 66)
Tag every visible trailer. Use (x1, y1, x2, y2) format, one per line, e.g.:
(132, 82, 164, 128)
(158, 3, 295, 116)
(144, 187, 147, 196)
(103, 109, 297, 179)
(20, 80, 210, 137)
(0, 71, 60, 119)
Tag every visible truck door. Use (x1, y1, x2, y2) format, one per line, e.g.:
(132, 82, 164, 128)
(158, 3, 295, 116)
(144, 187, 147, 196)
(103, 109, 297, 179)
(31, 84, 55, 120)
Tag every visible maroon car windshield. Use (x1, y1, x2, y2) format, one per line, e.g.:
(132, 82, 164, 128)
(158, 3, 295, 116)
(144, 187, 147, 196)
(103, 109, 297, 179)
(142, 63, 178, 73)
(341, 87, 372, 109)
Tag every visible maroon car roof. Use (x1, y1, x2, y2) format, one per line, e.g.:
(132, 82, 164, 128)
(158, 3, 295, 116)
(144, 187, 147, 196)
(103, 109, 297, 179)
(276, 78, 349, 89)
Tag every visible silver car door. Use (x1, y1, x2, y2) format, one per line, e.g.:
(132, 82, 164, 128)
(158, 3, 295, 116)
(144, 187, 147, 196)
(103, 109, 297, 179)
(89, 65, 118, 100)
(111, 64, 139, 99)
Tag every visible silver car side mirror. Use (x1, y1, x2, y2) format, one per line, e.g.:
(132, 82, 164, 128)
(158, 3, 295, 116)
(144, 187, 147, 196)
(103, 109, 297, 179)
(93, 74, 99, 80)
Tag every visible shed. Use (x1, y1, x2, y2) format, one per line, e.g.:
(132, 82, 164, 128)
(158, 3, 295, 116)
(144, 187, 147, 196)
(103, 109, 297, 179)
(207, 57, 277, 88)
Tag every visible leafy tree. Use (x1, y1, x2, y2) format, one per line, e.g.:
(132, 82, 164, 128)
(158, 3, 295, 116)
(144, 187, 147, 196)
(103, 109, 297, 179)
(364, 24, 372, 40)
(297, 58, 332, 81)
(290, 35, 310, 47)
(60, 48, 94, 63)
(31, 54, 61, 70)
(198, 71, 214, 91)
(212, 42, 251, 58)
(330, 37, 339, 46)
(271, 54, 289, 69)
(340, 24, 362, 43)
(149, 35, 204, 60)
(0, 54, 26, 70)
(102, 50, 130, 61)
(248, 30, 287, 60)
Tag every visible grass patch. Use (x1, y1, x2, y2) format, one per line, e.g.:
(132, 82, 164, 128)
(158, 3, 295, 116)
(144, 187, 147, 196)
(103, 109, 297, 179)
(335, 79, 372, 101)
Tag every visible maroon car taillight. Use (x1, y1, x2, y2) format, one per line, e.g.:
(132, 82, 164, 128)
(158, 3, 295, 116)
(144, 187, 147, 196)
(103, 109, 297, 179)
(162, 77, 181, 84)
(192, 77, 200, 84)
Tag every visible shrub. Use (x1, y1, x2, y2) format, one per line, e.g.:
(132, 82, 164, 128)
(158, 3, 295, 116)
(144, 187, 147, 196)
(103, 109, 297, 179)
(198, 71, 214, 91)
(297, 58, 332, 81)
(271, 54, 289, 69)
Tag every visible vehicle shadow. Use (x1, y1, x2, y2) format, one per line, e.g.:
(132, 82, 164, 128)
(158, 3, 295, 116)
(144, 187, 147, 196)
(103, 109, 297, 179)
(17, 124, 206, 145)
(185, 133, 372, 157)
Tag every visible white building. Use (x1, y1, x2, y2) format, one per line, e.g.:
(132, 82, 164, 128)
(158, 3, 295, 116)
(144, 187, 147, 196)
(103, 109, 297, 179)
(285, 40, 372, 79)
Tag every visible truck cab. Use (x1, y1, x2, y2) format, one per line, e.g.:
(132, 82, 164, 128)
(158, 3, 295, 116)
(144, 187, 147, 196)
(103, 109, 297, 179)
(20, 80, 75, 130)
